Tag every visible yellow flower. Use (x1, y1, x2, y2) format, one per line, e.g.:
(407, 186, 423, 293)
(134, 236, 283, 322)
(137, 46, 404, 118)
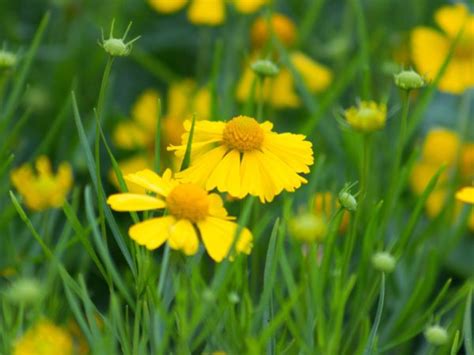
(251, 13, 296, 49)
(169, 115, 314, 202)
(232, 0, 267, 14)
(456, 187, 474, 204)
(111, 81, 211, 190)
(289, 212, 327, 243)
(344, 101, 387, 133)
(148, 0, 188, 14)
(411, 3, 474, 94)
(421, 128, 460, 165)
(10, 156, 73, 211)
(313, 192, 350, 233)
(290, 52, 333, 93)
(13, 320, 73, 355)
(107, 169, 253, 262)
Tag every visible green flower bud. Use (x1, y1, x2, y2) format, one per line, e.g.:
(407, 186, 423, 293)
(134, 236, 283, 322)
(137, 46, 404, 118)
(99, 20, 140, 57)
(371, 251, 396, 273)
(394, 70, 425, 90)
(228, 292, 240, 304)
(0, 50, 17, 69)
(289, 212, 327, 243)
(5, 277, 43, 304)
(338, 191, 357, 212)
(251, 59, 279, 77)
(424, 325, 448, 346)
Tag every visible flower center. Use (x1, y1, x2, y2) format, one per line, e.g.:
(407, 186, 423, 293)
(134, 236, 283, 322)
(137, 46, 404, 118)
(166, 183, 209, 222)
(222, 116, 264, 152)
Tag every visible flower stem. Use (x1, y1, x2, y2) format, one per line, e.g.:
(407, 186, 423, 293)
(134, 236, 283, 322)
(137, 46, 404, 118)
(256, 75, 265, 121)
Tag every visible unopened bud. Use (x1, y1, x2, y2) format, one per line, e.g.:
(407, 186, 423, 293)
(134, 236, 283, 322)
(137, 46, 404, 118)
(394, 70, 425, 90)
(289, 213, 327, 243)
(0, 50, 17, 70)
(5, 277, 43, 304)
(251, 59, 279, 77)
(371, 251, 396, 273)
(424, 325, 448, 346)
(338, 191, 357, 212)
(99, 20, 140, 57)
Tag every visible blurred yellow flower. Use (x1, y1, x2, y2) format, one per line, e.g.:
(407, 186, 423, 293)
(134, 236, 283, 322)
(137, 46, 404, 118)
(169, 115, 314, 202)
(148, 0, 266, 26)
(111, 81, 211, 191)
(13, 320, 73, 355)
(107, 169, 253, 262)
(314, 192, 350, 233)
(344, 101, 387, 133)
(251, 13, 296, 49)
(10, 156, 72, 211)
(410, 128, 474, 230)
(411, 3, 474, 94)
(289, 212, 327, 243)
(456, 187, 474, 204)
(290, 52, 333, 93)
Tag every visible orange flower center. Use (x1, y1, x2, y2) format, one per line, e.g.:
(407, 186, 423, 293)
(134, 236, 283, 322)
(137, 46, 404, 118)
(166, 183, 209, 222)
(222, 116, 264, 152)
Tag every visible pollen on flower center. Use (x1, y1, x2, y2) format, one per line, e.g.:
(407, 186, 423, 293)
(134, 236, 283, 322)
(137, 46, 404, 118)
(222, 115, 264, 152)
(166, 183, 209, 222)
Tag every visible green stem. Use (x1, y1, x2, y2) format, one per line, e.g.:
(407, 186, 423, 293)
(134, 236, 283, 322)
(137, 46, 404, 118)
(256, 75, 265, 121)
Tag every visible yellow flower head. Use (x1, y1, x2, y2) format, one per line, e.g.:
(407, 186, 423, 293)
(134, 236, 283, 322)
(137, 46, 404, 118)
(344, 101, 387, 133)
(411, 3, 474, 94)
(188, 0, 226, 26)
(251, 13, 296, 49)
(421, 128, 460, 165)
(107, 169, 253, 262)
(13, 320, 73, 355)
(289, 212, 327, 243)
(456, 186, 474, 204)
(168, 116, 314, 202)
(290, 51, 333, 93)
(148, 0, 188, 14)
(10, 156, 73, 211)
(232, 0, 267, 14)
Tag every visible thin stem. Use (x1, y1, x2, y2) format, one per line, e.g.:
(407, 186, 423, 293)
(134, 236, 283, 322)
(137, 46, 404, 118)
(256, 75, 265, 121)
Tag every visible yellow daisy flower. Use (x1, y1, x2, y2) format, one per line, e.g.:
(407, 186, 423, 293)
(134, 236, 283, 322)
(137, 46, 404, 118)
(111, 81, 211, 191)
(10, 156, 73, 211)
(107, 169, 253, 262)
(13, 320, 73, 355)
(456, 187, 474, 204)
(411, 3, 474, 94)
(343, 101, 387, 133)
(237, 14, 333, 108)
(148, 0, 266, 26)
(169, 115, 314, 202)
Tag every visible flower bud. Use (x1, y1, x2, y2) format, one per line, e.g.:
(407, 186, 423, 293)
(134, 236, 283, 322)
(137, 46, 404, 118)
(338, 191, 357, 212)
(99, 20, 140, 57)
(371, 251, 396, 273)
(424, 325, 448, 346)
(251, 59, 279, 77)
(0, 49, 17, 70)
(228, 292, 240, 304)
(394, 70, 425, 90)
(289, 212, 327, 243)
(5, 277, 43, 305)
(344, 101, 387, 133)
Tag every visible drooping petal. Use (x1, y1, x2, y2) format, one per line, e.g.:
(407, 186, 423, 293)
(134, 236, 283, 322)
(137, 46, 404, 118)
(262, 131, 314, 173)
(129, 216, 175, 250)
(208, 193, 233, 219)
(206, 149, 241, 197)
(456, 187, 474, 204)
(168, 219, 200, 255)
(107, 193, 166, 211)
(176, 146, 228, 187)
(197, 217, 253, 262)
(125, 169, 176, 196)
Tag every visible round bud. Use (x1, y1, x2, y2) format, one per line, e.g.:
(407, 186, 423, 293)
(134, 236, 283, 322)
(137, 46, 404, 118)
(289, 213, 327, 243)
(0, 50, 17, 69)
(424, 325, 448, 346)
(5, 277, 43, 304)
(228, 292, 240, 304)
(394, 70, 425, 90)
(103, 38, 129, 56)
(371, 251, 396, 273)
(251, 59, 279, 77)
(338, 191, 357, 212)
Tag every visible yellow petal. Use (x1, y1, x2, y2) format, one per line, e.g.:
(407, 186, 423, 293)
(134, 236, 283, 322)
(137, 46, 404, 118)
(109, 156, 152, 194)
(197, 217, 253, 262)
(148, 0, 187, 13)
(206, 149, 241, 197)
(434, 3, 469, 38)
(262, 131, 314, 173)
(268, 69, 300, 108)
(422, 129, 460, 165)
(125, 169, 175, 196)
(208, 193, 232, 219)
(290, 51, 333, 93)
(240, 150, 266, 202)
(456, 187, 474, 204)
(131, 90, 159, 132)
(129, 216, 175, 250)
(112, 121, 150, 150)
(168, 219, 200, 255)
(107, 193, 166, 211)
(187, 0, 225, 26)
(232, 0, 267, 14)
(167, 80, 196, 118)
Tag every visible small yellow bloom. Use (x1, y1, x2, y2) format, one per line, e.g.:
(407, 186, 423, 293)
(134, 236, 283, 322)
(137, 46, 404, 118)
(289, 212, 327, 243)
(107, 169, 253, 262)
(169, 116, 314, 202)
(13, 320, 73, 355)
(411, 3, 474, 94)
(456, 187, 474, 204)
(10, 156, 72, 211)
(148, 0, 188, 14)
(251, 13, 296, 49)
(290, 51, 333, 93)
(188, 0, 225, 26)
(421, 128, 460, 165)
(232, 0, 267, 14)
(344, 101, 387, 133)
